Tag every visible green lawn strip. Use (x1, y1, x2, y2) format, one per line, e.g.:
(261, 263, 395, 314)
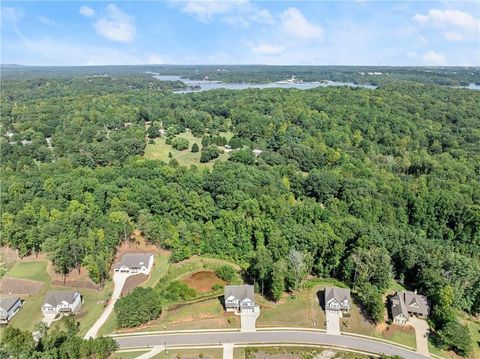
(141, 253, 170, 288)
(152, 348, 223, 359)
(6, 261, 50, 282)
(233, 348, 245, 359)
(371, 329, 417, 349)
(114, 350, 150, 359)
(466, 318, 480, 359)
(428, 343, 451, 359)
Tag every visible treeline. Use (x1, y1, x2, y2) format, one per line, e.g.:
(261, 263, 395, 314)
(1, 75, 479, 355)
(0, 317, 117, 358)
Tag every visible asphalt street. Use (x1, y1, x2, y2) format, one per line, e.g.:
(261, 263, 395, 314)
(115, 330, 429, 359)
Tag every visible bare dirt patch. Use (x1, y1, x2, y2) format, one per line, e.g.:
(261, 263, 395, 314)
(182, 271, 225, 293)
(380, 323, 415, 338)
(121, 274, 148, 296)
(0, 277, 44, 295)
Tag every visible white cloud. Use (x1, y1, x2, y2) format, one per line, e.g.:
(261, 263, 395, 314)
(1, 7, 24, 23)
(421, 50, 447, 66)
(79, 5, 96, 18)
(94, 4, 135, 43)
(147, 54, 164, 64)
(177, 0, 248, 23)
(279, 7, 324, 41)
(37, 16, 59, 26)
(250, 43, 286, 55)
(250, 9, 274, 25)
(413, 9, 479, 31)
(443, 32, 465, 42)
(418, 35, 428, 45)
(413, 9, 479, 43)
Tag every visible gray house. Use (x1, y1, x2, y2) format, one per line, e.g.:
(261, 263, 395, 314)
(224, 285, 255, 313)
(42, 291, 81, 317)
(325, 286, 351, 315)
(114, 253, 154, 274)
(0, 297, 22, 323)
(391, 290, 430, 325)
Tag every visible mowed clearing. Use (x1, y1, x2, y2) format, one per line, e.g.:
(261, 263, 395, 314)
(144, 131, 233, 167)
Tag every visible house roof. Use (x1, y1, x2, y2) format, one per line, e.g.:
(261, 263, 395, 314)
(44, 291, 79, 307)
(114, 253, 153, 270)
(390, 291, 430, 318)
(0, 297, 20, 312)
(325, 286, 351, 305)
(224, 285, 254, 302)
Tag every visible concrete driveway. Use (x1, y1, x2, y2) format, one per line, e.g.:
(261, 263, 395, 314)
(84, 272, 132, 339)
(409, 317, 430, 355)
(326, 311, 340, 335)
(240, 306, 260, 332)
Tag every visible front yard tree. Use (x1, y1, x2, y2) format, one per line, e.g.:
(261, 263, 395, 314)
(270, 259, 287, 302)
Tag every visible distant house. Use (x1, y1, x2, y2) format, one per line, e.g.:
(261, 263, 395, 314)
(0, 297, 22, 323)
(325, 286, 351, 315)
(224, 285, 255, 313)
(391, 290, 430, 325)
(252, 149, 263, 156)
(113, 253, 154, 274)
(42, 291, 81, 317)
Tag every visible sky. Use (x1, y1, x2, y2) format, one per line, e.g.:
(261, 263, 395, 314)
(1, 1, 479, 66)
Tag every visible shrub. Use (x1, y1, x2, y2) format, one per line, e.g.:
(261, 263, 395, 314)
(200, 145, 221, 163)
(162, 281, 197, 303)
(191, 143, 199, 153)
(215, 265, 236, 282)
(171, 137, 189, 151)
(212, 283, 223, 291)
(114, 287, 162, 328)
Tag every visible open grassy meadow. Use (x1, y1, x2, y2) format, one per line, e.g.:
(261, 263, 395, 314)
(6, 261, 50, 282)
(144, 131, 233, 167)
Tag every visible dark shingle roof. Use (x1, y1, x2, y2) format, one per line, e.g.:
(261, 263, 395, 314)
(114, 253, 153, 269)
(44, 291, 79, 307)
(325, 286, 351, 306)
(391, 291, 430, 318)
(224, 285, 254, 302)
(0, 297, 20, 312)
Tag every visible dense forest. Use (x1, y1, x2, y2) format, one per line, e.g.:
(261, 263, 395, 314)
(1, 67, 479, 355)
(3, 65, 479, 86)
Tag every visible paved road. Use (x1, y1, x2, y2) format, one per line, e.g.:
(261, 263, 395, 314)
(84, 272, 132, 339)
(115, 330, 430, 359)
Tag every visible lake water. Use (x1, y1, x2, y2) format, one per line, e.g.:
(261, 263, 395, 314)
(153, 75, 378, 92)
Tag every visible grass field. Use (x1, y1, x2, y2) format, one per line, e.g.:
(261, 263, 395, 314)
(6, 261, 50, 282)
(144, 131, 233, 167)
(152, 348, 223, 359)
(3, 258, 115, 336)
(141, 253, 170, 288)
(114, 350, 150, 359)
(242, 346, 370, 359)
(466, 318, 480, 359)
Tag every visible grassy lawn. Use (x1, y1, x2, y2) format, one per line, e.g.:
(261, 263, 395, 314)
(144, 131, 233, 167)
(6, 261, 50, 282)
(152, 348, 223, 359)
(141, 253, 170, 288)
(50, 282, 114, 337)
(114, 350, 150, 359)
(466, 318, 480, 359)
(256, 278, 347, 329)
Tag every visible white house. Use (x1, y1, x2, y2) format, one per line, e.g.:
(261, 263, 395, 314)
(113, 253, 154, 274)
(391, 290, 430, 325)
(42, 291, 81, 317)
(325, 286, 351, 315)
(224, 285, 256, 313)
(0, 297, 22, 323)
